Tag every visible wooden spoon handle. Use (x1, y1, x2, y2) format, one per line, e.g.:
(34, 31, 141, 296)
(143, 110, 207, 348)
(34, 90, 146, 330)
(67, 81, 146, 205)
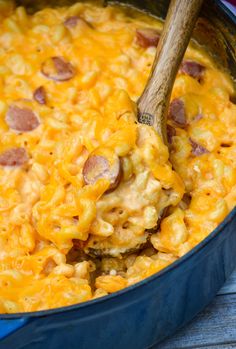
(138, 0, 203, 143)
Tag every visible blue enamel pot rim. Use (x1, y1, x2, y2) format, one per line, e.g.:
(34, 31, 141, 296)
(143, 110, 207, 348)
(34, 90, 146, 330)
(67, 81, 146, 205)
(0, 0, 235, 321)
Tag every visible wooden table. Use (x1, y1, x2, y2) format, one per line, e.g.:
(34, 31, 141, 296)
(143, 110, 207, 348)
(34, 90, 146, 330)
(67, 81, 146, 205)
(153, 268, 236, 349)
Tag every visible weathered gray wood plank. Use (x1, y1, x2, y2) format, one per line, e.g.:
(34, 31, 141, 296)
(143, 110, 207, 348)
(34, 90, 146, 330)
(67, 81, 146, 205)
(218, 269, 236, 295)
(160, 344, 236, 349)
(154, 344, 236, 349)
(153, 293, 236, 349)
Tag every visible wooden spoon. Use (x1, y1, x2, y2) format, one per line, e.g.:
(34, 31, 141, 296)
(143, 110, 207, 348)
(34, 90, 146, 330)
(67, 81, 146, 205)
(85, 0, 203, 257)
(138, 0, 203, 144)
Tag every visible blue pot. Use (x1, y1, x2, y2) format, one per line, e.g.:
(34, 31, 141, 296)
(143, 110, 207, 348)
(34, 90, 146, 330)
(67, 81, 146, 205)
(0, 1, 235, 348)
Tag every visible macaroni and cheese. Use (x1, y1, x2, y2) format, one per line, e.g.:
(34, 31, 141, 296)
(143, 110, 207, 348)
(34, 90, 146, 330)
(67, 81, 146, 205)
(0, 1, 235, 313)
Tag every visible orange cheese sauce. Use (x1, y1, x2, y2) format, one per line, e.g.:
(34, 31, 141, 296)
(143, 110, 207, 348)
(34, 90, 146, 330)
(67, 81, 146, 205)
(0, 1, 235, 313)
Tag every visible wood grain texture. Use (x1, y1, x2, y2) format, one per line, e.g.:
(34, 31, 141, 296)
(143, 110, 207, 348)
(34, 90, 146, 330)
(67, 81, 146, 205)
(218, 269, 236, 295)
(138, 0, 203, 143)
(152, 268, 236, 349)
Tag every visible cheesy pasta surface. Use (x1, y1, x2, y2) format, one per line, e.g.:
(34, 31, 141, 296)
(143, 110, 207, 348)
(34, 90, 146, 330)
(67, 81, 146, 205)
(0, 1, 235, 313)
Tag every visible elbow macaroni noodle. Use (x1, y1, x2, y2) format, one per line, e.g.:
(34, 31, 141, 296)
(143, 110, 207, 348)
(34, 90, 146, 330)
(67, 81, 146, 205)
(0, 1, 235, 313)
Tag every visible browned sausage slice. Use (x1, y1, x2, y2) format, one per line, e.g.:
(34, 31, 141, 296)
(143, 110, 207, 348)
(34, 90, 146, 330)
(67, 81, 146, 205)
(64, 16, 81, 28)
(6, 104, 40, 132)
(64, 16, 92, 28)
(189, 138, 209, 156)
(0, 147, 28, 167)
(168, 99, 187, 127)
(33, 86, 47, 105)
(167, 124, 176, 144)
(83, 154, 121, 191)
(41, 57, 76, 82)
(180, 60, 205, 80)
(136, 28, 160, 48)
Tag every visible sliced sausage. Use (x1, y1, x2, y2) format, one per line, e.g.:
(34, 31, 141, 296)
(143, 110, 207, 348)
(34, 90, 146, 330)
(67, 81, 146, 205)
(136, 28, 160, 48)
(167, 124, 176, 144)
(168, 99, 187, 128)
(6, 104, 40, 132)
(0, 147, 28, 167)
(83, 154, 121, 192)
(180, 60, 205, 80)
(64, 16, 81, 28)
(189, 138, 209, 156)
(41, 56, 76, 82)
(33, 86, 47, 105)
(64, 16, 91, 28)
